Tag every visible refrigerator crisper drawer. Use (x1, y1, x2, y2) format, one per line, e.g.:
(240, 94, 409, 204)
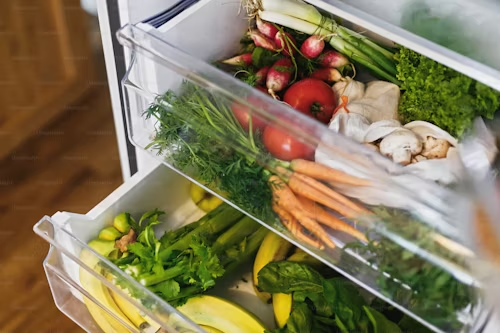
(34, 165, 208, 333)
(115, 0, 495, 332)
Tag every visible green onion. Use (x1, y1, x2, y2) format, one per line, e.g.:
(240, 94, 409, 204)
(251, 0, 400, 84)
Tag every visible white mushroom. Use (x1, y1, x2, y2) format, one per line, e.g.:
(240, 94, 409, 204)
(379, 129, 423, 166)
(364, 120, 402, 143)
(421, 137, 451, 159)
(392, 149, 412, 166)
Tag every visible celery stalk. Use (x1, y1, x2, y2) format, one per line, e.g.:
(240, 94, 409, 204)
(211, 216, 261, 254)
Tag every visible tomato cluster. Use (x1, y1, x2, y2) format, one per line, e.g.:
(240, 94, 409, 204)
(231, 78, 338, 161)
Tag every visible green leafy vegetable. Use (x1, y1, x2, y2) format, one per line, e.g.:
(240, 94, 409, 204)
(154, 279, 181, 299)
(143, 83, 274, 222)
(287, 303, 313, 333)
(397, 47, 500, 137)
(344, 207, 476, 329)
(363, 306, 401, 333)
(259, 261, 410, 333)
(257, 261, 323, 294)
(252, 47, 279, 68)
(109, 206, 267, 307)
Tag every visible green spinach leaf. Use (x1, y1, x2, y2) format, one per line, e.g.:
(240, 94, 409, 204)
(287, 303, 313, 333)
(363, 306, 401, 333)
(257, 261, 323, 294)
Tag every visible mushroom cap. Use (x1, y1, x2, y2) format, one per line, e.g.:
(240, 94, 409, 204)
(392, 148, 412, 166)
(379, 128, 423, 157)
(421, 137, 451, 159)
(364, 120, 402, 143)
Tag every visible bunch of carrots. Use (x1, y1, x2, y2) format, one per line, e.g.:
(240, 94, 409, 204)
(265, 159, 372, 249)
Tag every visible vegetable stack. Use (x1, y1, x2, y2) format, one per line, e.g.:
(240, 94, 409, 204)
(141, 0, 491, 330)
(146, 85, 372, 251)
(105, 204, 269, 307)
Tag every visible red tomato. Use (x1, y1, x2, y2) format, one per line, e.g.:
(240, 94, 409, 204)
(263, 124, 315, 161)
(283, 78, 338, 123)
(231, 86, 268, 132)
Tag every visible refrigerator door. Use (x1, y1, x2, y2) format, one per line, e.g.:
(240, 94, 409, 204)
(97, 0, 187, 181)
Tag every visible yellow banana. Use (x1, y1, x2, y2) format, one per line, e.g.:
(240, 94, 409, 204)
(272, 293, 293, 328)
(271, 248, 325, 328)
(190, 183, 223, 212)
(106, 273, 162, 332)
(176, 295, 266, 333)
(80, 240, 136, 333)
(287, 248, 323, 268)
(253, 232, 293, 303)
(200, 325, 224, 333)
(82, 295, 131, 333)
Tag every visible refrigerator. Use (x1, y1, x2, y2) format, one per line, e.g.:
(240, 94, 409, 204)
(33, 0, 500, 332)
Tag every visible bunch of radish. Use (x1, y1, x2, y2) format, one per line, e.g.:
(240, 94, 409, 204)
(220, 19, 352, 101)
(217, 19, 358, 160)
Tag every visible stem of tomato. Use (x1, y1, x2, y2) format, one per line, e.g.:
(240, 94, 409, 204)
(310, 101, 325, 119)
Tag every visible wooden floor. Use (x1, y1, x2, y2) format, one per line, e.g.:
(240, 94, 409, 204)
(0, 48, 122, 332)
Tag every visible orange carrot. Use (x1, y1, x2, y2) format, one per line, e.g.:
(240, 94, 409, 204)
(283, 167, 370, 215)
(290, 159, 371, 187)
(269, 176, 335, 248)
(296, 195, 368, 243)
(272, 203, 326, 250)
(276, 167, 371, 219)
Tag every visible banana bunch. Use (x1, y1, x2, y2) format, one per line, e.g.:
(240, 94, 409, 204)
(189, 183, 223, 212)
(79, 214, 162, 333)
(253, 233, 323, 328)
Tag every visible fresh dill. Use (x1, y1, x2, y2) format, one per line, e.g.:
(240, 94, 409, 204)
(143, 82, 274, 221)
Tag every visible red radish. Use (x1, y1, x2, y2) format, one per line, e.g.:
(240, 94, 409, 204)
(248, 30, 278, 52)
(256, 17, 278, 40)
(317, 50, 349, 68)
(274, 31, 296, 57)
(230, 86, 269, 133)
(255, 66, 270, 86)
(221, 53, 253, 66)
(300, 35, 325, 59)
(310, 68, 343, 83)
(267, 58, 294, 98)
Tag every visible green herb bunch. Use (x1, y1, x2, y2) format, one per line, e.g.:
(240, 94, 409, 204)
(144, 83, 274, 221)
(109, 206, 267, 307)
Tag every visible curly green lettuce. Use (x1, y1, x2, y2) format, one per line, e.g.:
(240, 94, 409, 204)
(396, 47, 500, 137)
